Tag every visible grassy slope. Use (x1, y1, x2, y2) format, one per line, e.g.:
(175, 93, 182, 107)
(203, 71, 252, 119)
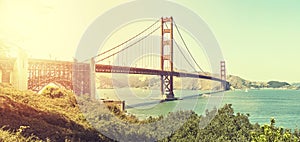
(0, 83, 107, 141)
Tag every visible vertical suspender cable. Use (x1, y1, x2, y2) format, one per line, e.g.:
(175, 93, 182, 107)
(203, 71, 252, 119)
(173, 20, 205, 73)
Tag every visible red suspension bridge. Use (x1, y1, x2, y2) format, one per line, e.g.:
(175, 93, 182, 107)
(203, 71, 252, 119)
(0, 17, 229, 101)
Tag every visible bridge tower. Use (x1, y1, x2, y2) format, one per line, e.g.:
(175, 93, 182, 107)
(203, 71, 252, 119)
(160, 17, 175, 100)
(220, 61, 227, 90)
(72, 59, 92, 96)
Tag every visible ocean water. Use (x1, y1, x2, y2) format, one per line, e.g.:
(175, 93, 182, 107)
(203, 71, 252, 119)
(97, 89, 300, 129)
(221, 89, 300, 129)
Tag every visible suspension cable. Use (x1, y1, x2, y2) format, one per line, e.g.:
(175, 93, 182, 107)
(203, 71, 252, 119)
(173, 40, 198, 72)
(96, 26, 160, 63)
(81, 19, 160, 63)
(173, 20, 205, 73)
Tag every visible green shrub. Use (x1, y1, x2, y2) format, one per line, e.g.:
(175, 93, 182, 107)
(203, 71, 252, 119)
(1, 83, 300, 141)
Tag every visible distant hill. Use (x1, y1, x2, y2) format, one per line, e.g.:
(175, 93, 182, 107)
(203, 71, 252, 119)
(227, 75, 299, 90)
(267, 81, 290, 88)
(226, 75, 269, 89)
(97, 74, 221, 91)
(97, 74, 298, 90)
(96, 75, 160, 89)
(292, 83, 300, 87)
(226, 75, 250, 89)
(290, 83, 300, 90)
(96, 75, 128, 89)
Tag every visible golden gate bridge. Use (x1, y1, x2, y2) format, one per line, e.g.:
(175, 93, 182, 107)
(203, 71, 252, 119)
(0, 17, 229, 101)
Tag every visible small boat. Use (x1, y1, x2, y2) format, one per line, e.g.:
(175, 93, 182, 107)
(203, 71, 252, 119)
(202, 94, 211, 97)
(245, 88, 248, 92)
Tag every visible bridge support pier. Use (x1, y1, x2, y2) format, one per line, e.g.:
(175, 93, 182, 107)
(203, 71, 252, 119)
(90, 57, 96, 99)
(1, 70, 11, 83)
(0, 49, 28, 90)
(15, 49, 28, 90)
(72, 59, 93, 96)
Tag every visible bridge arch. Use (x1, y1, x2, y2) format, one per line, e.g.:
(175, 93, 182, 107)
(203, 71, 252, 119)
(28, 77, 73, 92)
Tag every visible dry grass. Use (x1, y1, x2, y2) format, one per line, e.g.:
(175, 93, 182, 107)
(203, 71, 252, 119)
(0, 83, 106, 141)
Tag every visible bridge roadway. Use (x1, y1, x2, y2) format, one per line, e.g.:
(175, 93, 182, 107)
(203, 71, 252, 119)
(26, 59, 225, 84)
(95, 64, 227, 83)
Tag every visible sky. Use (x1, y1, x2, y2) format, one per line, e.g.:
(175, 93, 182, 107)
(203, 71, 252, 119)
(0, 0, 299, 83)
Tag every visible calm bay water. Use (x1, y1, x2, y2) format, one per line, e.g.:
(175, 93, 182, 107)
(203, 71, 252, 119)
(97, 89, 300, 129)
(222, 89, 300, 129)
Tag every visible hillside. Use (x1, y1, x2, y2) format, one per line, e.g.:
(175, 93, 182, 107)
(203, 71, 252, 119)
(227, 75, 269, 89)
(267, 81, 290, 88)
(290, 83, 300, 90)
(0, 83, 107, 141)
(1, 83, 300, 141)
(227, 75, 298, 90)
(292, 83, 300, 87)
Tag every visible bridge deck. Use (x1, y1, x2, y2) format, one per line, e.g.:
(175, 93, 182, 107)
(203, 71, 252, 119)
(26, 59, 225, 83)
(95, 64, 226, 83)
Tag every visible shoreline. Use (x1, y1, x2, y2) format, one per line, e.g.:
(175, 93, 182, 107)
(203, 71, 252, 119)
(230, 88, 299, 91)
